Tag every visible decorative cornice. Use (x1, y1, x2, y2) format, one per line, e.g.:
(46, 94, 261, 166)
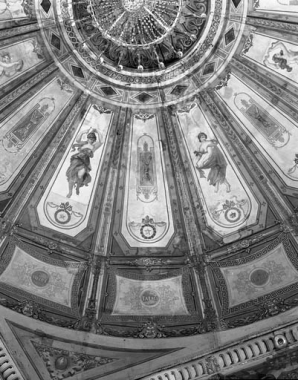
(142, 321, 298, 379)
(0, 23, 39, 40)
(0, 337, 24, 380)
(0, 63, 57, 112)
(247, 16, 298, 35)
(206, 224, 282, 259)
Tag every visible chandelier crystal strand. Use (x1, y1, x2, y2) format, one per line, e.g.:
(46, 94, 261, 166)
(73, 0, 208, 70)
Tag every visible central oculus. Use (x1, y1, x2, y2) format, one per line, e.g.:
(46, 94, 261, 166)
(88, 0, 182, 47)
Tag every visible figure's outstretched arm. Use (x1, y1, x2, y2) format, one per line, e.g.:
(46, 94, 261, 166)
(70, 129, 89, 151)
(76, 129, 89, 143)
(90, 128, 103, 151)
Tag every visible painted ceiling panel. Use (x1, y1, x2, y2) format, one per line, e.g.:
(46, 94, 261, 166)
(217, 74, 298, 189)
(122, 114, 175, 247)
(254, 0, 298, 13)
(37, 104, 113, 236)
(0, 77, 74, 192)
(0, 37, 43, 87)
(244, 33, 298, 87)
(177, 103, 261, 240)
(220, 242, 298, 307)
(0, 239, 84, 315)
(112, 275, 189, 316)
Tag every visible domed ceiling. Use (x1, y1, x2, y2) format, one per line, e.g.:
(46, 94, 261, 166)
(38, 0, 241, 105)
(1, 0, 298, 380)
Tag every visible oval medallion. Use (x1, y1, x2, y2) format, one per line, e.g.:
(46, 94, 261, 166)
(140, 289, 160, 307)
(250, 269, 269, 287)
(31, 270, 50, 287)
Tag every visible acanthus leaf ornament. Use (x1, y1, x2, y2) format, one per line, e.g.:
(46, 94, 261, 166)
(130, 257, 170, 271)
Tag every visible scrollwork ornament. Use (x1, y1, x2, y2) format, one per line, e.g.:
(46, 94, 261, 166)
(138, 320, 166, 338)
(225, 233, 265, 254)
(33, 342, 114, 378)
(253, 0, 260, 9)
(0, 296, 82, 329)
(227, 297, 298, 328)
(215, 70, 231, 90)
(130, 257, 170, 271)
(177, 102, 196, 114)
(93, 105, 112, 114)
(203, 298, 218, 332)
(0, 298, 41, 318)
(134, 113, 155, 122)
(0, 218, 20, 240)
(242, 33, 254, 55)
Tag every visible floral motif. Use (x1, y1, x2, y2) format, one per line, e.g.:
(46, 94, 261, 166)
(32, 342, 114, 379)
(263, 260, 287, 285)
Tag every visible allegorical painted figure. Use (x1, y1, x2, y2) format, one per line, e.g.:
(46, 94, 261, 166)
(66, 128, 103, 198)
(194, 132, 231, 193)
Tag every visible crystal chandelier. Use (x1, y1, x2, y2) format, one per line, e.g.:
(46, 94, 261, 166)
(72, 0, 208, 71)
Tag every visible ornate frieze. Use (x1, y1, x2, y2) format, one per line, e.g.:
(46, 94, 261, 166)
(247, 17, 298, 35)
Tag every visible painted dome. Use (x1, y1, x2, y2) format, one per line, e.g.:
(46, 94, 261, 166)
(1, 1, 298, 380)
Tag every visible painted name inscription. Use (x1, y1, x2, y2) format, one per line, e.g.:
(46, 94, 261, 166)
(140, 289, 160, 307)
(31, 270, 50, 287)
